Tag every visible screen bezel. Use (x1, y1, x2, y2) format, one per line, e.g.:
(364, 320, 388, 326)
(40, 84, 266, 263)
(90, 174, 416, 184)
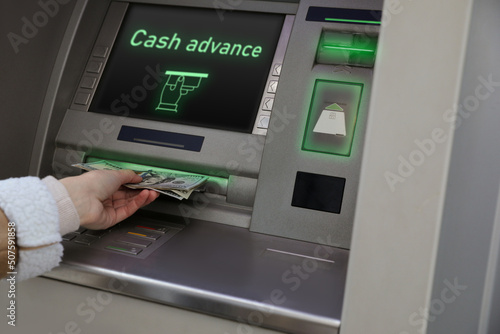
(64, 1, 295, 178)
(88, 3, 287, 134)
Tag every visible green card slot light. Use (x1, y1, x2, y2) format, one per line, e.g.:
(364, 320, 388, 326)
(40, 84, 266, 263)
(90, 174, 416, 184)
(316, 31, 378, 67)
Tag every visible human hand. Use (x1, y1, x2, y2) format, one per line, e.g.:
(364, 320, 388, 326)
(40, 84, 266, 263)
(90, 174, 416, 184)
(60, 170, 159, 230)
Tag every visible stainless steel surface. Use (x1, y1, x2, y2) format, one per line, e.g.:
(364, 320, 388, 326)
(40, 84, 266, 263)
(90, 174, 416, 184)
(0, 277, 286, 334)
(250, 0, 382, 249)
(46, 216, 348, 334)
(69, 2, 129, 112)
(29, 1, 350, 333)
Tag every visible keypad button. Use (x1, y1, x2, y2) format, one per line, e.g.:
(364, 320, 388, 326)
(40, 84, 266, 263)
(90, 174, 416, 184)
(74, 235, 98, 246)
(267, 80, 278, 94)
(257, 115, 270, 129)
(115, 236, 152, 248)
(106, 243, 142, 255)
(272, 63, 282, 76)
(127, 230, 161, 240)
(84, 229, 108, 238)
(81, 76, 97, 89)
(135, 224, 169, 234)
(62, 233, 78, 241)
(87, 61, 103, 74)
(74, 227, 87, 234)
(74, 92, 91, 106)
(262, 97, 274, 111)
(93, 46, 109, 58)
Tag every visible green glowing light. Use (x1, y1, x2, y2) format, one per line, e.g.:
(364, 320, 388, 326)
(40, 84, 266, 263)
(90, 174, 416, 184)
(316, 31, 378, 67)
(108, 246, 127, 251)
(129, 29, 263, 58)
(156, 70, 209, 112)
(85, 157, 229, 187)
(164, 71, 209, 78)
(301, 80, 364, 157)
(325, 18, 381, 25)
(323, 45, 375, 53)
(325, 103, 343, 111)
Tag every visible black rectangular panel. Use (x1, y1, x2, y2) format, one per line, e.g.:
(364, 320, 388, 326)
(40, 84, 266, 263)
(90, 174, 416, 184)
(291, 171, 346, 214)
(117, 125, 204, 152)
(306, 7, 382, 25)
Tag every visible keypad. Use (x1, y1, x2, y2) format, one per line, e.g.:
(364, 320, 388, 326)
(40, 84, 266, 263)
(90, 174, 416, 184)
(62, 220, 183, 258)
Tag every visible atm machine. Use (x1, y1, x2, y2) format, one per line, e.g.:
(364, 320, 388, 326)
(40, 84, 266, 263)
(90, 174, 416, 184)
(25, 0, 382, 333)
(5, 0, 500, 333)
(23, 1, 384, 333)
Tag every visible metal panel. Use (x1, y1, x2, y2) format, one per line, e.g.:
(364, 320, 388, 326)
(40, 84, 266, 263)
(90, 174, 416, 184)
(0, 277, 284, 334)
(46, 217, 348, 334)
(340, 0, 474, 333)
(427, 0, 500, 333)
(250, 0, 383, 249)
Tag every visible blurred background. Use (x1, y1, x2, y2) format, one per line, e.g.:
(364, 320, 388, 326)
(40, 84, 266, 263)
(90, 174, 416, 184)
(0, 0, 76, 178)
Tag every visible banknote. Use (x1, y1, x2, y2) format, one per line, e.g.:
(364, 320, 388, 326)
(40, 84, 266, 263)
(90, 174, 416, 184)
(72, 160, 125, 171)
(127, 170, 208, 191)
(72, 160, 208, 200)
(145, 187, 184, 200)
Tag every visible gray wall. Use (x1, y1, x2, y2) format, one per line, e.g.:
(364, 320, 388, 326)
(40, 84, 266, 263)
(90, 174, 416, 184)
(0, 0, 76, 178)
(428, 0, 500, 333)
(339, 0, 473, 332)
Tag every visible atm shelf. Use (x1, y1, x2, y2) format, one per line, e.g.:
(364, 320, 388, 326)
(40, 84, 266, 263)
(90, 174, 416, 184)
(50, 217, 348, 334)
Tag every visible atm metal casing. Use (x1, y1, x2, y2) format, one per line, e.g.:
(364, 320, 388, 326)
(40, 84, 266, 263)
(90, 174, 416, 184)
(29, 1, 383, 333)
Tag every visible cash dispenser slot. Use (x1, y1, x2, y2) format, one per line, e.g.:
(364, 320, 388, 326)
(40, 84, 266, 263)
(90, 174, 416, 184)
(74, 157, 258, 227)
(81, 157, 259, 209)
(84, 157, 229, 197)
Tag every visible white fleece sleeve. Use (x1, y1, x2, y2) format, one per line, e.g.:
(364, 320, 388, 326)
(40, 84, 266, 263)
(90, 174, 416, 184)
(0, 176, 69, 281)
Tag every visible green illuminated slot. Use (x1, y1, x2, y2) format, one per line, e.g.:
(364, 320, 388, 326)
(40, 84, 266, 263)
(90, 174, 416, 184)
(316, 31, 378, 67)
(325, 18, 381, 25)
(164, 70, 209, 78)
(85, 157, 228, 190)
(323, 45, 376, 53)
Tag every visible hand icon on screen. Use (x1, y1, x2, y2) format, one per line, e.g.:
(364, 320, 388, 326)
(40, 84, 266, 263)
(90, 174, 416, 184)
(156, 70, 209, 112)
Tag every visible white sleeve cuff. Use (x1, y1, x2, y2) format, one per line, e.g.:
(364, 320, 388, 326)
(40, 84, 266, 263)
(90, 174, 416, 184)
(42, 176, 80, 236)
(0, 176, 72, 280)
(0, 176, 60, 247)
(17, 243, 64, 281)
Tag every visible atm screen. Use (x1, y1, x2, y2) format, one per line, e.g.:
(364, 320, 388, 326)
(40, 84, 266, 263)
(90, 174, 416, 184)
(90, 4, 285, 133)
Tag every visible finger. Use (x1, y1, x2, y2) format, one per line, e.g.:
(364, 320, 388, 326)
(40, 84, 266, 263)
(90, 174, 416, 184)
(113, 169, 143, 185)
(112, 189, 152, 223)
(142, 190, 160, 207)
(106, 188, 144, 209)
(112, 189, 158, 213)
